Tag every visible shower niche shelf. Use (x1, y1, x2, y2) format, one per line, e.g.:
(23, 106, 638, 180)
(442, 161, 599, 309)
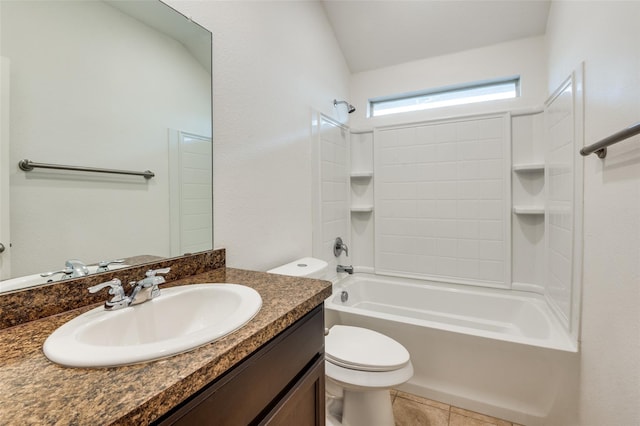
(511, 111, 546, 292)
(350, 130, 375, 271)
(350, 171, 373, 179)
(350, 205, 374, 213)
(513, 206, 545, 215)
(513, 163, 544, 173)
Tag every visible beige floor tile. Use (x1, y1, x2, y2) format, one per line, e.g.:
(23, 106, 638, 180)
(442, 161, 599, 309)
(449, 412, 511, 426)
(394, 390, 450, 411)
(393, 396, 449, 426)
(450, 407, 512, 426)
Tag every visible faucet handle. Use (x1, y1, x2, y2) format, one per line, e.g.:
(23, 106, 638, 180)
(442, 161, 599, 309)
(145, 267, 171, 277)
(40, 267, 73, 278)
(96, 259, 125, 273)
(89, 278, 125, 296)
(88, 279, 128, 309)
(129, 268, 171, 304)
(132, 267, 171, 291)
(333, 237, 349, 257)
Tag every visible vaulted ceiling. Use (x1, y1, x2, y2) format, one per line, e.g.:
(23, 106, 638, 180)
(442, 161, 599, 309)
(321, 0, 551, 73)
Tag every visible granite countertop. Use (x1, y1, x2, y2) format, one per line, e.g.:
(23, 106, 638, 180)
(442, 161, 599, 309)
(0, 267, 332, 425)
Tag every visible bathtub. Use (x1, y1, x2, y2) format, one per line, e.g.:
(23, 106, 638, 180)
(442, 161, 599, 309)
(324, 273, 579, 426)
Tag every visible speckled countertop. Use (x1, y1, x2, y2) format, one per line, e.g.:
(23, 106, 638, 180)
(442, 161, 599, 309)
(0, 267, 332, 425)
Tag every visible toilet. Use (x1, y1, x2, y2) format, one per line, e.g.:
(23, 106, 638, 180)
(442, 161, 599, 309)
(268, 258, 414, 426)
(267, 257, 330, 279)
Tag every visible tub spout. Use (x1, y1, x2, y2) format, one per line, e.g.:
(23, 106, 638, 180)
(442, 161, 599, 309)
(337, 264, 354, 274)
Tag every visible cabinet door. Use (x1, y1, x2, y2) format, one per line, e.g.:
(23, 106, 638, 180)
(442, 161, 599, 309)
(261, 356, 325, 426)
(154, 306, 324, 426)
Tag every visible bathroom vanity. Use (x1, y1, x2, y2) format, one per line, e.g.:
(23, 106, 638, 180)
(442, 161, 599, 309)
(156, 305, 325, 425)
(0, 250, 331, 425)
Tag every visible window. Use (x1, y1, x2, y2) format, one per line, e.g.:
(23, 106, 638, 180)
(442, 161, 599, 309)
(369, 77, 520, 117)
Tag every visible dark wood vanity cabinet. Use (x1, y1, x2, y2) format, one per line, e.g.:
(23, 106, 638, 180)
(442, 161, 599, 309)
(155, 305, 326, 426)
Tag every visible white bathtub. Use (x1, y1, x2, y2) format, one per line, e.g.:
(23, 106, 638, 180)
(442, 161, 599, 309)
(325, 273, 579, 425)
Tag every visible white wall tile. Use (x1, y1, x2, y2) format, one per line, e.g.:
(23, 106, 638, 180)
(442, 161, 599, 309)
(415, 237, 438, 256)
(478, 220, 503, 240)
(317, 115, 350, 278)
(457, 220, 479, 239)
(436, 257, 458, 277)
(545, 81, 576, 324)
(458, 239, 480, 259)
(375, 115, 509, 286)
(478, 117, 504, 139)
(457, 259, 480, 278)
(434, 123, 458, 142)
(479, 241, 504, 261)
(479, 260, 504, 282)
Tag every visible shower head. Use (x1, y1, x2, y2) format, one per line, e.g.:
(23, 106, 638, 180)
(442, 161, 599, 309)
(334, 99, 356, 114)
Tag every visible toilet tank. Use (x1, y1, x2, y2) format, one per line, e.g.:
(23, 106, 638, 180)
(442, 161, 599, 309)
(267, 257, 329, 280)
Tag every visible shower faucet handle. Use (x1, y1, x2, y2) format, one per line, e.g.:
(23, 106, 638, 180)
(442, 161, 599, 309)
(333, 237, 349, 257)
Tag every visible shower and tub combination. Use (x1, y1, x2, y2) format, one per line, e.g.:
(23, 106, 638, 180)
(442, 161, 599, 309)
(315, 75, 583, 425)
(324, 273, 577, 425)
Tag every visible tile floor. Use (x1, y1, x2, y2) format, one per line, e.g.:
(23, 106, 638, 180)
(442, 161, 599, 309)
(391, 390, 524, 426)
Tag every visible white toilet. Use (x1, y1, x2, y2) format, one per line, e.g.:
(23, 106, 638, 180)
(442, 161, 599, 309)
(268, 258, 414, 426)
(267, 257, 330, 279)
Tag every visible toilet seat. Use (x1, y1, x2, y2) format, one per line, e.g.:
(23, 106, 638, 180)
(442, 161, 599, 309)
(325, 325, 410, 372)
(325, 359, 414, 390)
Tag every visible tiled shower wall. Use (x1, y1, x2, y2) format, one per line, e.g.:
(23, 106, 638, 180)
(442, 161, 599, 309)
(314, 115, 350, 280)
(373, 114, 510, 288)
(545, 77, 580, 329)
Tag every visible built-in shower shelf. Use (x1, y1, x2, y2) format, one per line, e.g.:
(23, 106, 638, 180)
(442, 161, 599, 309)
(350, 171, 373, 179)
(513, 205, 545, 215)
(513, 163, 544, 173)
(351, 205, 374, 213)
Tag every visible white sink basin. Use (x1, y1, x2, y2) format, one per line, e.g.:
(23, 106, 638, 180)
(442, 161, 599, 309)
(43, 284, 262, 368)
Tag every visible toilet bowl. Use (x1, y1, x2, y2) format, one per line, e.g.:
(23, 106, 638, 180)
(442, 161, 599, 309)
(325, 325, 413, 426)
(267, 258, 413, 426)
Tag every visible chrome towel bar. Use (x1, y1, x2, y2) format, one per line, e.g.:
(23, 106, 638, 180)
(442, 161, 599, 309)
(580, 122, 640, 158)
(18, 159, 155, 179)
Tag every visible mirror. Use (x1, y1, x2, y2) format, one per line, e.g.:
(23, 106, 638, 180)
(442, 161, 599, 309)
(0, 0, 213, 292)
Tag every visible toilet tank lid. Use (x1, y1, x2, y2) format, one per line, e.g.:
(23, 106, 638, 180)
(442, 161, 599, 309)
(267, 257, 328, 277)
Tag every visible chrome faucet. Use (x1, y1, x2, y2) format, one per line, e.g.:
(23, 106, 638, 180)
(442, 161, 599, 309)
(41, 259, 90, 280)
(89, 267, 171, 310)
(333, 237, 349, 257)
(337, 264, 354, 274)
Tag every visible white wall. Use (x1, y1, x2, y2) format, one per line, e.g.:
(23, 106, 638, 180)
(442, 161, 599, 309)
(144, 3, 640, 423)
(349, 36, 547, 129)
(168, 1, 351, 271)
(3, 1, 211, 276)
(545, 2, 640, 425)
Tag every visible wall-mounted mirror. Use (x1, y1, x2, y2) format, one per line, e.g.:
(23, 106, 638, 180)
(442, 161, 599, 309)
(0, 0, 213, 292)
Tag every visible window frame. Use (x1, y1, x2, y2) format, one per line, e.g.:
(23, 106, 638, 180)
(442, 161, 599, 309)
(369, 76, 521, 118)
